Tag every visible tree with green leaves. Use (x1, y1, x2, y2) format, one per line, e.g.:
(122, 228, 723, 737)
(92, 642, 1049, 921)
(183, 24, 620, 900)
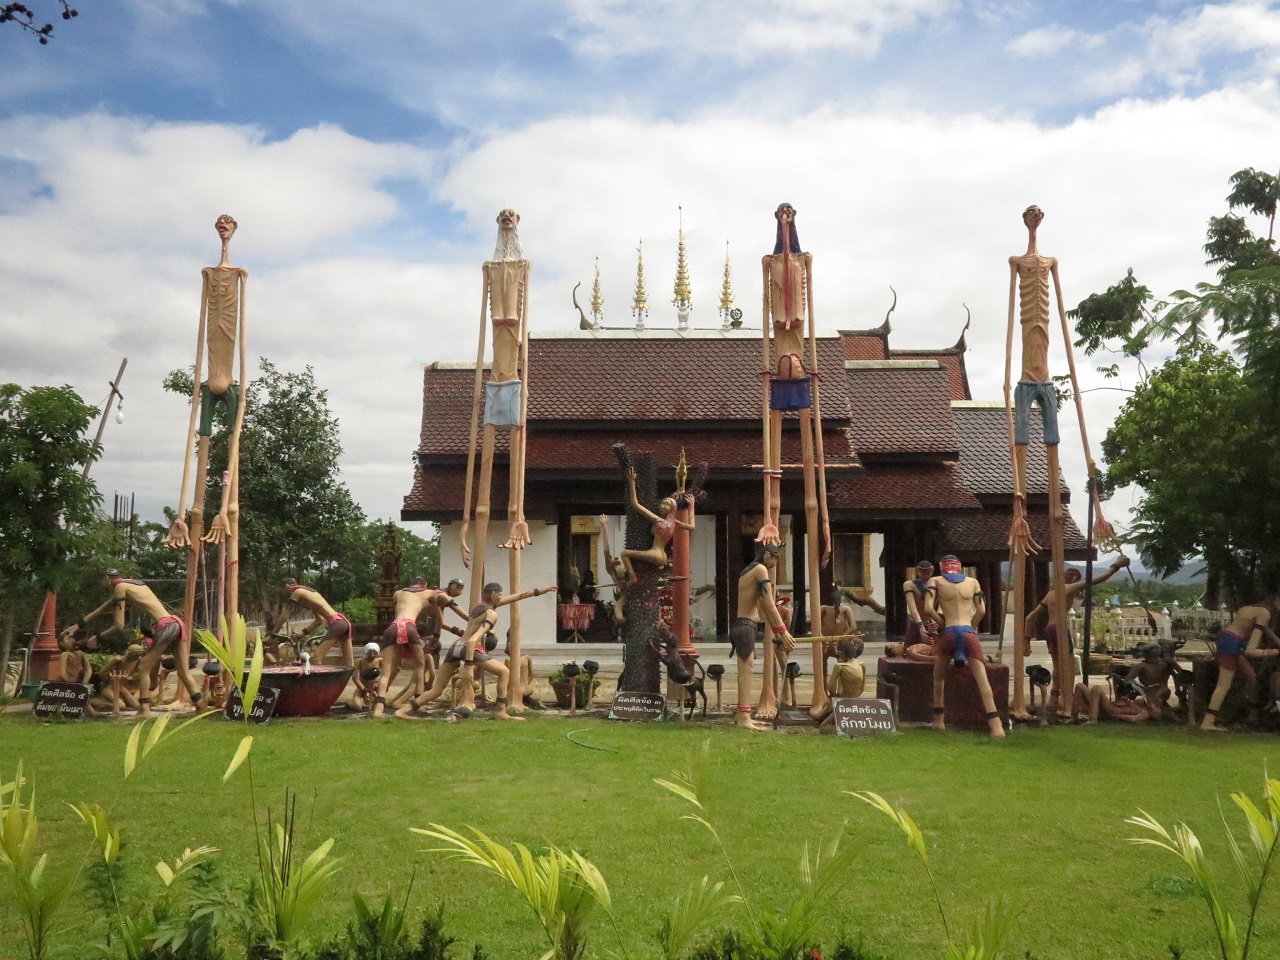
(0, 383, 101, 680)
(163, 359, 367, 621)
(1073, 166, 1280, 601)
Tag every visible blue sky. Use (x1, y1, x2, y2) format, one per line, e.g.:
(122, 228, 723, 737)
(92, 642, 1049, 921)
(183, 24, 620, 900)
(3, 0, 1279, 540)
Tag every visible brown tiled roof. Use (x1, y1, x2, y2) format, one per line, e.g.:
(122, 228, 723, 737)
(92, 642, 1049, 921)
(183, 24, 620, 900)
(845, 365, 957, 456)
(404, 467, 510, 519)
(827, 464, 980, 512)
(839, 331, 888, 361)
(891, 351, 970, 400)
(525, 336, 850, 422)
(520, 429, 859, 470)
(952, 405, 1061, 497)
(418, 336, 855, 455)
(941, 510, 1089, 554)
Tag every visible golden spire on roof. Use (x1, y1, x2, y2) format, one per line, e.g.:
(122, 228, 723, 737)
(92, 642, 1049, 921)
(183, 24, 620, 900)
(673, 206, 692, 310)
(719, 240, 734, 314)
(632, 240, 649, 329)
(591, 255, 604, 325)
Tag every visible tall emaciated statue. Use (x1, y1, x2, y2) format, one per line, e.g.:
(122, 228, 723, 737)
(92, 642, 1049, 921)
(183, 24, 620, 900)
(758, 203, 832, 720)
(164, 215, 249, 634)
(460, 209, 533, 711)
(1004, 204, 1113, 720)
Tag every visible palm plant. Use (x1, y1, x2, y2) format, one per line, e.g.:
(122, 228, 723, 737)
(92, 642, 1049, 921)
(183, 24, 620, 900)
(1127, 772, 1280, 960)
(413, 824, 611, 960)
(850, 791, 1019, 960)
(254, 790, 341, 959)
(0, 763, 67, 960)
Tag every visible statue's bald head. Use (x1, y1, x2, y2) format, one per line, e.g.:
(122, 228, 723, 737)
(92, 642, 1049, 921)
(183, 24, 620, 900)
(215, 214, 238, 241)
(1022, 205, 1044, 230)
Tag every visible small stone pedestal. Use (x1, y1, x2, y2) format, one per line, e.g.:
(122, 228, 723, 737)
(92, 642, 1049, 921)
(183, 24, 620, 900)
(877, 656, 1009, 728)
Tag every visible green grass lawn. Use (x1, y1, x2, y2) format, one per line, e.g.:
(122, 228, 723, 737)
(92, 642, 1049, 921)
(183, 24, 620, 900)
(0, 713, 1276, 960)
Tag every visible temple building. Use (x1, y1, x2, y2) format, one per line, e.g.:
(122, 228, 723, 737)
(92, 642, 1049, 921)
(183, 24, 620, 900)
(402, 242, 1088, 646)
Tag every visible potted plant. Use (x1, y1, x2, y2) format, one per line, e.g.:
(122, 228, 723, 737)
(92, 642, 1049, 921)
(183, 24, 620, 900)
(548, 666, 598, 708)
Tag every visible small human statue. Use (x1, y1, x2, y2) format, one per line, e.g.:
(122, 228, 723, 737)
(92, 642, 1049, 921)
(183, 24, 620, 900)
(1071, 674, 1151, 724)
(758, 202, 833, 718)
(1023, 557, 1130, 712)
(351, 642, 383, 712)
(371, 578, 468, 718)
(164, 215, 251, 634)
(396, 582, 554, 721)
(818, 586, 883, 683)
(818, 638, 867, 733)
(1201, 596, 1280, 731)
(277, 578, 354, 668)
(58, 629, 93, 686)
(100, 643, 146, 718)
(620, 469, 695, 580)
(902, 560, 938, 650)
(597, 514, 628, 633)
(1125, 643, 1175, 720)
(924, 555, 1005, 738)
(63, 570, 203, 719)
(731, 543, 795, 730)
(1004, 204, 1116, 719)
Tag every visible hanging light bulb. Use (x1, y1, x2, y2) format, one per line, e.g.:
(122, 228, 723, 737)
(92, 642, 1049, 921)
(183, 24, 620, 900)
(114, 400, 125, 425)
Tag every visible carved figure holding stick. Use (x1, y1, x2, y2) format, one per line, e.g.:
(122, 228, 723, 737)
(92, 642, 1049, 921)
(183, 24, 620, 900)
(758, 203, 833, 718)
(459, 209, 534, 709)
(1004, 205, 1114, 720)
(732, 543, 795, 729)
(371, 579, 467, 718)
(164, 215, 250, 636)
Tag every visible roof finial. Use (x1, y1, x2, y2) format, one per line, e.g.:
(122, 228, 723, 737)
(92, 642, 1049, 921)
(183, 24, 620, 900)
(591, 255, 604, 329)
(719, 240, 735, 331)
(632, 240, 648, 332)
(673, 206, 692, 332)
(877, 285, 897, 337)
(954, 303, 972, 351)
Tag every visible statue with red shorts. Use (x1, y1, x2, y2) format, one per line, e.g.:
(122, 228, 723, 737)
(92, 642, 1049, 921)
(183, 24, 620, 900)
(924, 555, 1004, 738)
(277, 578, 353, 667)
(371, 578, 468, 718)
(63, 570, 203, 720)
(1201, 597, 1280, 731)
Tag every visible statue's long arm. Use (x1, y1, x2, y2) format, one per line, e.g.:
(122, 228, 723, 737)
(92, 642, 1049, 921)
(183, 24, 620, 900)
(224, 272, 250, 498)
(514, 262, 532, 528)
(1004, 261, 1021, 499)
(167, 273, 209, 544)
(757, 257, 776, 542)
(460, 266, 490, 568)
(1052, 261, 1113, 539)
(804, 253, 832, 566)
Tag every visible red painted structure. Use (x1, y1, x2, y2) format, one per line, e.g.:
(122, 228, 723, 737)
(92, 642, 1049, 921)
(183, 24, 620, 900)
(877, 656, 1009, 727)
(258, 664, 352, 717)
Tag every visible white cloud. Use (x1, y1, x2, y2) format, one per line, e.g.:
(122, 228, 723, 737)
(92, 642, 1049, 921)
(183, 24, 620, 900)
(565, 0, 956, 59)
(1007, 25, 1104, 58)
(3, 81, 1278, 547)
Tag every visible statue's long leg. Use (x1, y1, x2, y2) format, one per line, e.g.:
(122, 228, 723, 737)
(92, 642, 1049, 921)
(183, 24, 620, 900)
(183, 435, 212, 634)
(768, 411, 783, 534)
(173, 280, 208, 534)
(460, 268, 491, 569)
(1012, 444, 1031, 720)
(1046, 443, 1071, 716)
(758, 258, 775, 541)
(800, 408, 827, 718)
(225, 277, 249, 622)
(506, 426, 524, 712)
(470, 425, 497, 608)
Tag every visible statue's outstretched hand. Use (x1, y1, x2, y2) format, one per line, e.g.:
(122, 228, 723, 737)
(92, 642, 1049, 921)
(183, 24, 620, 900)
(1007, 497, 1042, 555)
(756, 523, 781, 546)
(460, 521, 473, 570)
(821, 524, 833, 568)
(500, 520, 532, 551)
(780, 631, 796, 655)
(202, 512, 229, 545)
(162, 518, 191, 549)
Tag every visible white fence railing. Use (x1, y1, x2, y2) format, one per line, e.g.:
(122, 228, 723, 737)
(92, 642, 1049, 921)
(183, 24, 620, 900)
(1065, 600, 1230, 652)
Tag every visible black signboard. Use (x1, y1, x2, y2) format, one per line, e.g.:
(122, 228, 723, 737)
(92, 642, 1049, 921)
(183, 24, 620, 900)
(224, 686, 281, 724)
(608, 691, 666, 721)
(33, 681, 90, 720)
(831, 697, 896, 736)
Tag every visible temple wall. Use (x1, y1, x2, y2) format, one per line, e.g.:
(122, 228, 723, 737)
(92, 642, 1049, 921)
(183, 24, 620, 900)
(438, 521, 560, 646)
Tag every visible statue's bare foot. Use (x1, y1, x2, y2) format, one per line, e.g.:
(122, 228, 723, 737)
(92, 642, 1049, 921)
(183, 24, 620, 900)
(495, 710, 525, 721)
(394, 702, 420, 719)
(734, 711, 768, 731)
(756, 695, 778, 720)
(1011, 710, 1034, 723)
(506, 700, 525, 714)
(202, 513, 230, 545)
(987, 716, 1007, 738)
(808, 703, 827, 720)
(930, 714, 946, 731)
(1200, 719, 1226, 732)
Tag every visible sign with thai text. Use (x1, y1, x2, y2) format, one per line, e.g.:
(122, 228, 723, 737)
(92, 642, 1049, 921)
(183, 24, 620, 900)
(831, 697, 896, 736)
(224, 686, 281, 724)
(33, 682, 90, 720)
(608, 691, 666, 721)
